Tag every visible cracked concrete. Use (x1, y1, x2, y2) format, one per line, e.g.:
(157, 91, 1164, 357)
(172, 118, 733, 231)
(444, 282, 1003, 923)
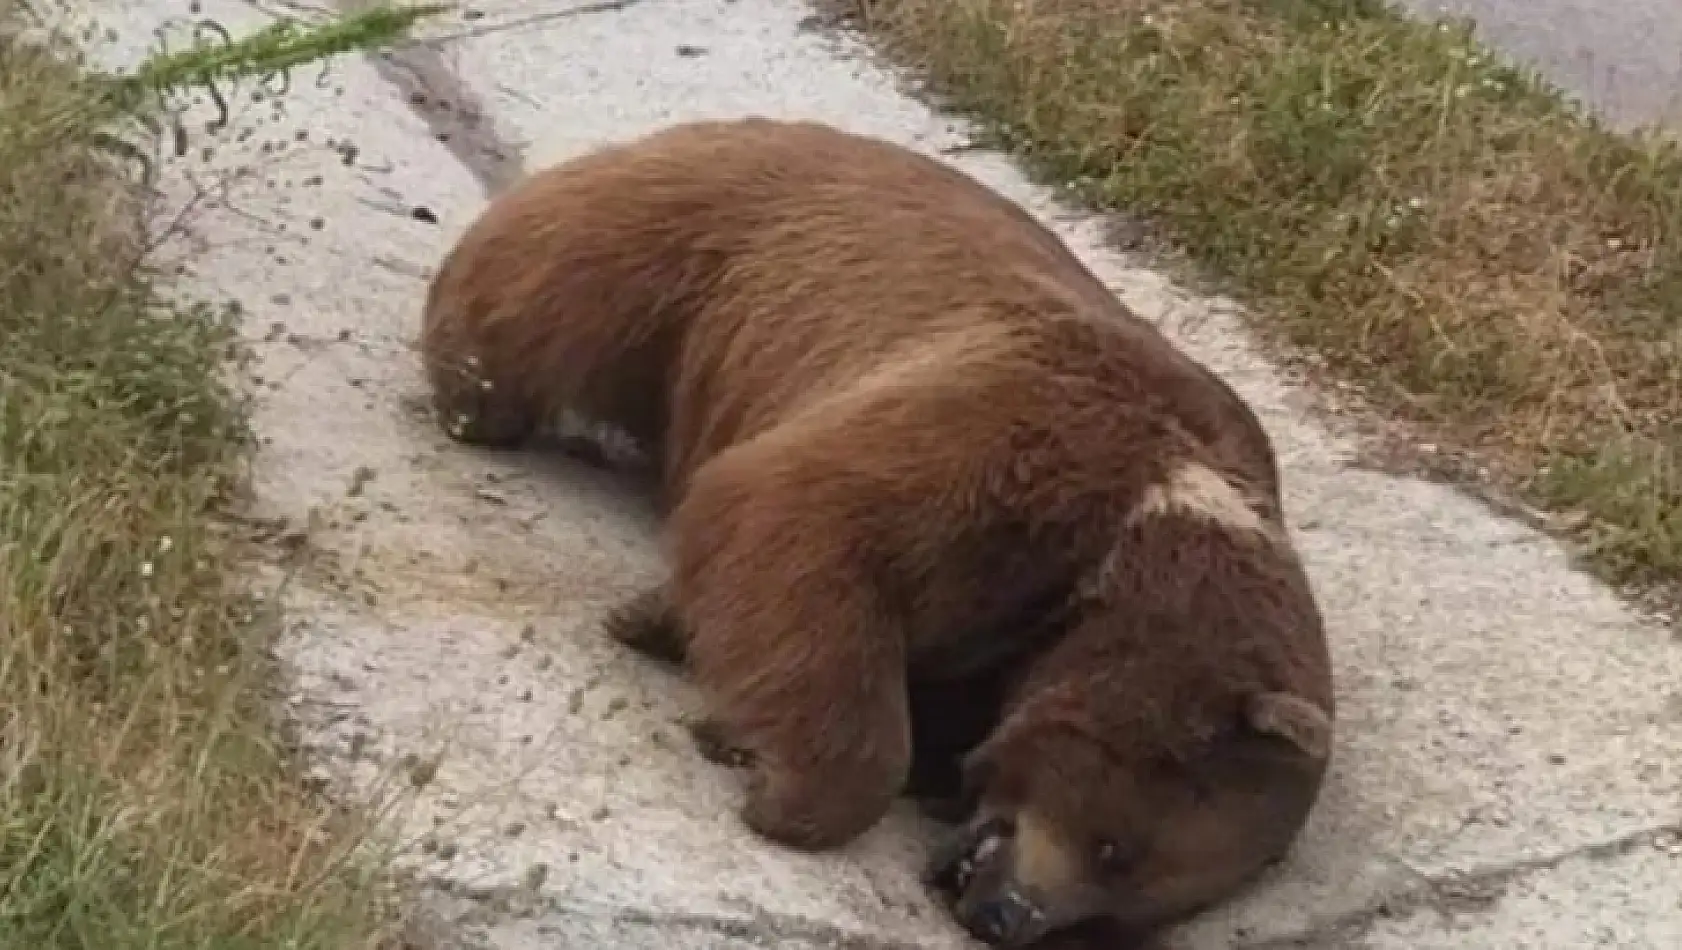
(1235, 824, 1682, 948)
(71, 0, 1682, 947)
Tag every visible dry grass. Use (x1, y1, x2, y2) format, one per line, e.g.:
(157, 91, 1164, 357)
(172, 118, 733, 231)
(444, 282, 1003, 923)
(850, 0, 1682, 592)
(0, 8, 429, 949)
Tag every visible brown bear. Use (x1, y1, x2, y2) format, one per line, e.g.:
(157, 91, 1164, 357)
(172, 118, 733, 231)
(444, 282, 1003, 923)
(419, 117, 1335, 949)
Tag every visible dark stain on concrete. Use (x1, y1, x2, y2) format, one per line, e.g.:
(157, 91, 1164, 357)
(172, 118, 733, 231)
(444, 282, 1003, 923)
(328, 0, 658, 198)
(332, 0, 529, 197)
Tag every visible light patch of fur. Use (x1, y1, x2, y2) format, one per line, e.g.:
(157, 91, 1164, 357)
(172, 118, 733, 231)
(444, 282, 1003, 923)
(1078, 462, 1282, 603)
(552, 406, 654, 471)
(1011, 807, 1087, 898)
(1127, 462, 1275, 542)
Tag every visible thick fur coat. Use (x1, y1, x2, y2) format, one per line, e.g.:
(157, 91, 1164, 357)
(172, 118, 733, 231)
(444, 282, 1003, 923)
(420, 118, 1335, 949)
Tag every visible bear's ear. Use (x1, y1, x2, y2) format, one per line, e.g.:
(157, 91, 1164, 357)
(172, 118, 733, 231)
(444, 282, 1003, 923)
(1242, 692, 1332, 761)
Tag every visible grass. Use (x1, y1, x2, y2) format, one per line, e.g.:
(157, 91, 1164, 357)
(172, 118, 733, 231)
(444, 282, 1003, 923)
(847, 0, 1682, 595)
(0, 4, 443, 948)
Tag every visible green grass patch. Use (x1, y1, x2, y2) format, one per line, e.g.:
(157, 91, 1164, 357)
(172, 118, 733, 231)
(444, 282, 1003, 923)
(849, 0, 1682, 591)
(0, 4, 443, 948)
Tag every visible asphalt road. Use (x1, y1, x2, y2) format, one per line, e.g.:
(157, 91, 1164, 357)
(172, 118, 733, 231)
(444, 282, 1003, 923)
(1396, 0, 1682, 129)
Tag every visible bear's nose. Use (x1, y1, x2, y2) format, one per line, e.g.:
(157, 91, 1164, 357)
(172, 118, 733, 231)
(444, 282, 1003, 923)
(961, 888, 1038, 945)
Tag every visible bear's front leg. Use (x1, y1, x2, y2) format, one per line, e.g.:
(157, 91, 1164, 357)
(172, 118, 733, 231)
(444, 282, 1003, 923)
(682, 575, 913, 851)
(668, 442, 913, 852)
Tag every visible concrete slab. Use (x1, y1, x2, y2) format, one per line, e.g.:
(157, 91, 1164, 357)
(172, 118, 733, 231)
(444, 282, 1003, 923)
(74, 0, 1682, 947)
(1352, 831, 1682, 949)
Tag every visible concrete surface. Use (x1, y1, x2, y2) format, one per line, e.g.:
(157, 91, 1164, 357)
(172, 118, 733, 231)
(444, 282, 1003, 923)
(1395, 0, 1682, 130)
(73, 0, 1682, 947)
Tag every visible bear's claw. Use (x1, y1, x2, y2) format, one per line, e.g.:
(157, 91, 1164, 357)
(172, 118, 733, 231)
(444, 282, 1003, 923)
(685, 716, 754, 768)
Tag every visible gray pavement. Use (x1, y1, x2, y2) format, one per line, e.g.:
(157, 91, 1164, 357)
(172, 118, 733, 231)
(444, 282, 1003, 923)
(1396, 0, 1682, 130)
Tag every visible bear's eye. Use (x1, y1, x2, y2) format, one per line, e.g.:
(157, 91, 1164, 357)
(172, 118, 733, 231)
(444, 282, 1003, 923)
(1094, 838, 1140, 874)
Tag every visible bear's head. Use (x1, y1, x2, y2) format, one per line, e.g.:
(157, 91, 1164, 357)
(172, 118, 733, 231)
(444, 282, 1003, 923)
(925, 688, 1332, 947)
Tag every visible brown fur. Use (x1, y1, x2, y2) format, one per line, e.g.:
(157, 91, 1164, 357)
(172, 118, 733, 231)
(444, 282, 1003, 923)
(420, 117, 1334, 947)
(602, 581, 1024, 817)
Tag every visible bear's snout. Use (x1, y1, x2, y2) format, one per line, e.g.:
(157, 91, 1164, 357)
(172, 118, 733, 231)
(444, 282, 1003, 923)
(959, 884, 1044, 945)
(928, 818, 1062, 947)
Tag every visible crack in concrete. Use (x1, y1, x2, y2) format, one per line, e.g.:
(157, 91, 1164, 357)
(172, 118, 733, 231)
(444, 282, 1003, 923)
(329, 0, 651, 199)
(415, 880, 940, 950)
(237, 0, 534, 197)
(608, 905, 938, 949)
(341, 0, 528, 197)
(1232, 822, 1682, 949)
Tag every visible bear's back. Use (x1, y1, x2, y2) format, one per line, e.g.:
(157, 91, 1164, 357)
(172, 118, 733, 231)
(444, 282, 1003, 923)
(643, 122, 1281, 507)
(427, 118, 1281, 516)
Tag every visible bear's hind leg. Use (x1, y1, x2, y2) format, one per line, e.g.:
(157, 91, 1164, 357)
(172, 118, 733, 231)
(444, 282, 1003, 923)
(670, 442, 913, 852)
(603, 582, 688, 664)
